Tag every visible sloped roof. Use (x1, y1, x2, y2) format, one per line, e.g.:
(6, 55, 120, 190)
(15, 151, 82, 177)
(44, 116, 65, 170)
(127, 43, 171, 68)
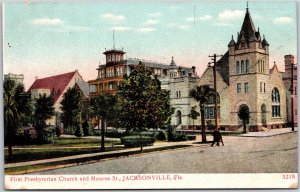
(28, 71, 77, 102)
(75, 81, 90, 98)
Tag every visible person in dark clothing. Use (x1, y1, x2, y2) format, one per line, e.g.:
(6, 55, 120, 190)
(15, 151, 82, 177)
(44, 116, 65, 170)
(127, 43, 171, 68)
(211, 128, 224, 147)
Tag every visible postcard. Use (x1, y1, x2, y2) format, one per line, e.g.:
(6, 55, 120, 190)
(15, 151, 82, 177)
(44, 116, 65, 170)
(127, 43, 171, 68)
(3, 0, 298, 190)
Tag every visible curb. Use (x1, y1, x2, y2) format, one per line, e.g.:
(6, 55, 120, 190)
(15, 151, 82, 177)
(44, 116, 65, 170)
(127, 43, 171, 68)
(5, 144, 194, 175)
(239, 130, 297, 138)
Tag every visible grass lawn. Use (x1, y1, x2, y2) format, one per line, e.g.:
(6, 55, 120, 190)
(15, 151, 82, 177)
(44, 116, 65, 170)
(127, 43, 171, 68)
(5, 137, 121, 164)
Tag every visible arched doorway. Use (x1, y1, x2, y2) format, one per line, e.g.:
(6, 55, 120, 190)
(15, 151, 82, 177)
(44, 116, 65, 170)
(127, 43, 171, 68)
(261, 104, 267, 127)
(238, 104, 249, 132)
(176, 110, 182, 125)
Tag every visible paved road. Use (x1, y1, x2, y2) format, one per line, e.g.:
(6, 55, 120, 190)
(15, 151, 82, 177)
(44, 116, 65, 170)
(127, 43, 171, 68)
(33, 132, 297, 174)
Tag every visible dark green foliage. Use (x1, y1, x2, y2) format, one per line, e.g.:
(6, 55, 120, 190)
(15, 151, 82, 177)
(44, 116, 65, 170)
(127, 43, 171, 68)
(75, 125, 83, 137)
(189, 85, 211, 142)
(121, 136, 155, 148)
(117, 62, 172, 150)
(156, 130, 167, 141)
(56, 126, 63, 137)
(186, 135, 196, 140)
(60, 87, 81, 135)
(34, 94, 55, 129)
(89, 93, 117, 151)
(82, 120, 93, 136)
(15, 126, 38, 145)
(4, 79, 33, 160)
(36, 127, 55, 144)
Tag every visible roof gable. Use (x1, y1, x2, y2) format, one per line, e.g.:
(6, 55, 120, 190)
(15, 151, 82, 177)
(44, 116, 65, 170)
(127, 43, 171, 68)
(28, 71, 78, 102)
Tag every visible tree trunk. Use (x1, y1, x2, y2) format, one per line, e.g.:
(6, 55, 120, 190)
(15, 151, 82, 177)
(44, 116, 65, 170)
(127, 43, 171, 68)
(140, 132, 143, 151)
(7, 124, 12, 162)
(100, 118, 105, 151)
(200, 107, 206, 142)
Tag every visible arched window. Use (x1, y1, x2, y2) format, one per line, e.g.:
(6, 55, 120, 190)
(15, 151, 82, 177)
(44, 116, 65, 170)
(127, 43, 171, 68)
(236, 61, 240, 74)
(271, 88, 280, 117)
(245, 60, 249, 73)
(262, 60, 265, 73)
(176, 110, 182, 125)
(241, 60, 245, 73)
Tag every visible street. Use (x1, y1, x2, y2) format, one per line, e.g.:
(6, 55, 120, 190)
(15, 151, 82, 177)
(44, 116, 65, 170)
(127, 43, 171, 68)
(33, 132, 297, 174)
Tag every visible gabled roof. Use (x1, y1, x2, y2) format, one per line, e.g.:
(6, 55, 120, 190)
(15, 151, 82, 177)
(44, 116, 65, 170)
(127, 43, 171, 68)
(75, 81, 90, 98)
(28, 71, 78, 102)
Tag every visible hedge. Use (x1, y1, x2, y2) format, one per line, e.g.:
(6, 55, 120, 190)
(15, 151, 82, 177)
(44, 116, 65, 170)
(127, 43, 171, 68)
(121, 136, 155, 148)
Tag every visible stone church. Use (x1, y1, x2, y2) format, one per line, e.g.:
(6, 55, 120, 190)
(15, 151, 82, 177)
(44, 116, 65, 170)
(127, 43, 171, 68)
(195, 7, 288, 131)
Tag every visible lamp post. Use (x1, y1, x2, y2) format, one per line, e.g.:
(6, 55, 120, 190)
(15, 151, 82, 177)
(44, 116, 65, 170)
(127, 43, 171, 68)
(290, 62, 295, 131)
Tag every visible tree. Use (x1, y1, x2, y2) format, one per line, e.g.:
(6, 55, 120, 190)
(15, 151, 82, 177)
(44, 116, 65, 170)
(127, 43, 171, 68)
(34, 94, 55, 129)
(4, 79, 32, 161)
(238, 105, 250, 133)
(117, 62, 172, 151)
(60, 87, 82, 136)
(189, 85, 210, 142)
(190, 106, 200, 132)
(89, 93, 117, 151)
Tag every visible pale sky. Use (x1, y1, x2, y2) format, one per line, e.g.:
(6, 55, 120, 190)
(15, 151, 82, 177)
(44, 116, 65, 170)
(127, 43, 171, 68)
(3, 1, 297, 90)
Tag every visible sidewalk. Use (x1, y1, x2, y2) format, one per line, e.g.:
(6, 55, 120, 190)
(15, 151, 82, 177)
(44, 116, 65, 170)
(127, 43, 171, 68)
(5, 128, 296, 172)
(5, 140, 196, 170)
(240, 127, 297, 137)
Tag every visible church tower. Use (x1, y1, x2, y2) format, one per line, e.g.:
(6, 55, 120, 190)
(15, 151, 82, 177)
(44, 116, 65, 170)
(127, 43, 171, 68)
(227, 6, 270, 131)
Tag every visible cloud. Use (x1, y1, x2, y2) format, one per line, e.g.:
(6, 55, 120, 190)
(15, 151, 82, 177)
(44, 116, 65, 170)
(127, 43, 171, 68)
(186, 15, 212, 22)
(113, 26, 131, 31)
(179, 25, 190, 30)
(32, 18, 63, 25)
(218, 10, 244, 20)
(101, 13, 125, 21)
(148, 12, 161, 17)
(273, 17, 293, 24)
(137, 27, 156, 32)
(167, 23, 190, 31)
(144, 19, 160, 25)
(48, 25, 90, 32)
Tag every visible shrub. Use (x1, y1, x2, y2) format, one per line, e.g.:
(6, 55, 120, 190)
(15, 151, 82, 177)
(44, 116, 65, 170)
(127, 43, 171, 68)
(36, 127, 55, 144)
(55, 126, 63, 137)
(105, 131, 124, 138)
(64, 126, 75, 135)
(75, 125, 83, 137)
(156, 131, 167, 141)
(82, 121, 94, 136)
(121, 136, 155, 148)
(186, 135, 196, 140)
(16, 126, 38, 145)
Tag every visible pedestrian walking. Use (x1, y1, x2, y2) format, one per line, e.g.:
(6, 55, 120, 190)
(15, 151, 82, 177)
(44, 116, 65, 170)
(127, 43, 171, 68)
(211, 128, 224, 147)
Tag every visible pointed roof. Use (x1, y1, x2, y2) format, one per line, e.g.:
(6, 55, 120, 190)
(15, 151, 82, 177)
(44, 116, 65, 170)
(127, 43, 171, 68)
(170, 56, 176, 66)
(240, 8, 256, 40)
(228, 35, 236, 46)
(28, 70, 79, 102)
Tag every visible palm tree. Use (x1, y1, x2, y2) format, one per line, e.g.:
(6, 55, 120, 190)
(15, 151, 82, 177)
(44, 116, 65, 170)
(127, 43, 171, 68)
(4, 79, 31, 161)
(190, 106, 200, 132)
(89, 93, 116, 151)
(238, 105, 250, 133)
(189, 85, 210, 142)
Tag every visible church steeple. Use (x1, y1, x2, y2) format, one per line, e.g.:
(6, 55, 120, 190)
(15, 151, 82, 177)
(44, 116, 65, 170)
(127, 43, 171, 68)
(237, 5, 256, 45)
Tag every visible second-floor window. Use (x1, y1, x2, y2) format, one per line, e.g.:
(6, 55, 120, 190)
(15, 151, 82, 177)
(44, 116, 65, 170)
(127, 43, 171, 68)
(244, 82, 249, 93)
(237, 83, 241, 93)
(176, 91, 181, 98)
(117, 67, 123, 76)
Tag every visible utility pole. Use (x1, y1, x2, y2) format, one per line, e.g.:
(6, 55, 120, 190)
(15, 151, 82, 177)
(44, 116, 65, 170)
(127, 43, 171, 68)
(290, 62, 295, 131)
(209, 54, 222, 130)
